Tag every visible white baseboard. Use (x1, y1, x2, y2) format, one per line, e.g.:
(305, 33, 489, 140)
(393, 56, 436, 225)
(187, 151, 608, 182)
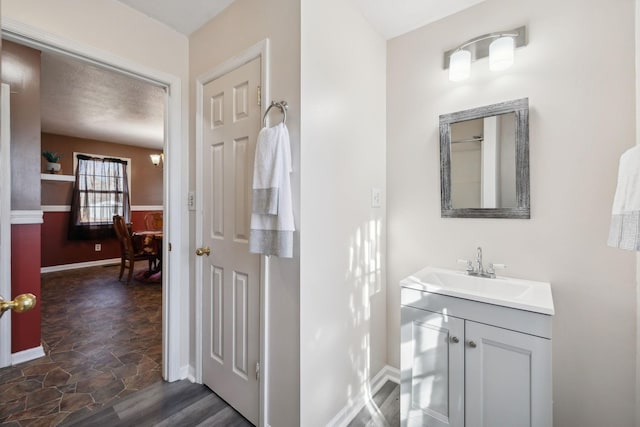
(373, 365, 400, 391)
(12, 345, 45, 365)
(41, 258, 120, 273)
(187, 365, 197, 383)
(327, 365, 400, 427)
(179, 365, 190, 381)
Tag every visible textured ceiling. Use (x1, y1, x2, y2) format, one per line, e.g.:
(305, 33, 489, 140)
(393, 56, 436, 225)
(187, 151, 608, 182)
(41, 51, 165, 149)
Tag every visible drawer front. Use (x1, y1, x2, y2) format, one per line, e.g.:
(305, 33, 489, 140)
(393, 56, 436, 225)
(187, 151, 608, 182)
(401, 286, 552, 339)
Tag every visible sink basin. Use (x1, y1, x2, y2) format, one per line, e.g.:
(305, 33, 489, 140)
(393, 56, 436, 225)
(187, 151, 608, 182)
(401, 267, 554, 314)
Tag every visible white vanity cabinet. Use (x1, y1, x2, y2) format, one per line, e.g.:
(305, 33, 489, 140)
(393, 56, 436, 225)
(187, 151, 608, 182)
(401, 279, 553, 427)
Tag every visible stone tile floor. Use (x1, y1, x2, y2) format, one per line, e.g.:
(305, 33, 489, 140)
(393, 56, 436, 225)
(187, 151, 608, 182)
(0, 265, 162, 426)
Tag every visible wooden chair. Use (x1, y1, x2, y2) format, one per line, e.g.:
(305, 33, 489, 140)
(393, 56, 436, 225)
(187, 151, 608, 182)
(113, 215, 157, 284)
(144, 212, 163, 231)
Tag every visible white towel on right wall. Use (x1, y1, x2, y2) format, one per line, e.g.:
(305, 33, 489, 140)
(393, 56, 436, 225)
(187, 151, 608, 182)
(249, 122, 295, 258)
(608, 145, 640, 250)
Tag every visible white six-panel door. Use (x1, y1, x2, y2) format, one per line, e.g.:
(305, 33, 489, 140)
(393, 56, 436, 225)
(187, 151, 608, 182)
(201, 57, 261, 425)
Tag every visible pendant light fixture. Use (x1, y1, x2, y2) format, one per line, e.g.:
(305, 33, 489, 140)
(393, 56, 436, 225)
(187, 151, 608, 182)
(449, 50, 471, 82)
(443, 26, 527, 82)
(489, 36, 515, 71)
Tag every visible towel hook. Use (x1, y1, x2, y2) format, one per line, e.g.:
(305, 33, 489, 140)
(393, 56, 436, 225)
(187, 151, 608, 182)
(263, 100, 288, 127)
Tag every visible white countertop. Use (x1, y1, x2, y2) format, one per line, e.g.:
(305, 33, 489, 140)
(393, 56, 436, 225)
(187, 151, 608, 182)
(400, 266, 555, 315)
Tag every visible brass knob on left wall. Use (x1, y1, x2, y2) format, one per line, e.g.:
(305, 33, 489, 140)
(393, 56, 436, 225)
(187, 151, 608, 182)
(0, 293, 37, 317)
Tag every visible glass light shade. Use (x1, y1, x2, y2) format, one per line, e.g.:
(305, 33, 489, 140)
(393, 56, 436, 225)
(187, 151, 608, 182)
(489, 36, 515, 71)
(150, 153, 162, 166)
(449, 50, 471, 82)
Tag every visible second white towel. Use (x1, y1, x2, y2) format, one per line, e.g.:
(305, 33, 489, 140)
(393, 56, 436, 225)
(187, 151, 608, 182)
(608, 145, 640, 250)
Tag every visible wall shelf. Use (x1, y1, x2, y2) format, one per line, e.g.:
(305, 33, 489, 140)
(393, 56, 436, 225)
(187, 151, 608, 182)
(41, 173, 74, 182)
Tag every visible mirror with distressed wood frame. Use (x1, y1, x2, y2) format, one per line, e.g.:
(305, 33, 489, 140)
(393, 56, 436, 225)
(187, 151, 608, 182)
(440, 98, 529, 219)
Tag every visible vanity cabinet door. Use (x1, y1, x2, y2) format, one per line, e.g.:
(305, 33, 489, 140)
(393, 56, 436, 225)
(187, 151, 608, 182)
(465, 321, 552, 427)
(401, 306, 464, 427)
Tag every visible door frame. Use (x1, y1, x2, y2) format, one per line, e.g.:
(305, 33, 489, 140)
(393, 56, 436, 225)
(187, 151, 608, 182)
(1, 18, 188, 381)
(0, 83, 12, 368)
(194, 39, 270, 427)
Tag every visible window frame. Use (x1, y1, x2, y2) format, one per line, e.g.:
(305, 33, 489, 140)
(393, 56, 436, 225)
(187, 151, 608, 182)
(72, 151, 132, 225)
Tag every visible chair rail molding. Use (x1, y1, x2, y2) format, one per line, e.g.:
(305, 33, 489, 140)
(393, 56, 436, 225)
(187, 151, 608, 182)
(10, 210, 44, 225)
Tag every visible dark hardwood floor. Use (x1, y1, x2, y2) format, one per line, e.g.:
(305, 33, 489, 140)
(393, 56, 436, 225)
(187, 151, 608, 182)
(0, 265, 164, 426)
(66, 379, 397, 427)
(62, 379, 252, 426)
(0, 264, 400, 426)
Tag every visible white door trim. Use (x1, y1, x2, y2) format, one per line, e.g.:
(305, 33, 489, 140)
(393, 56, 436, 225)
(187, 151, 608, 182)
(0, 83, 12, 368)
(1, 17, 187, 380)
(195, 38, 270, 427)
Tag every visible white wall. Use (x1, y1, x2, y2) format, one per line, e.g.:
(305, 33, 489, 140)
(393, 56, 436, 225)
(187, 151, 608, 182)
(387, 0, 637, 426)
(300, 0, 387, 425)
(188, 1, 301, 426)
(635, 0, 640, 426)
(2, 0, 191, 379)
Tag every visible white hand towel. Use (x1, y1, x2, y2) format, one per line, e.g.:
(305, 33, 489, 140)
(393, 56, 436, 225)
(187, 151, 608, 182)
(608, 145, 640, 250)
(249, 123, 294, 257)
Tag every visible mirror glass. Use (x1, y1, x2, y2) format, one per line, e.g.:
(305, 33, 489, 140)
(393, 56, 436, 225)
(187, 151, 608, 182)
(440, 98, 529, 218)
(450, 113, 516, 209)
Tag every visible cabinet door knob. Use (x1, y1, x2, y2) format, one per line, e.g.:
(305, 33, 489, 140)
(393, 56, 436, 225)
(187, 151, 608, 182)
(450, 336, 459, 344)
(468, 340, 477, 348)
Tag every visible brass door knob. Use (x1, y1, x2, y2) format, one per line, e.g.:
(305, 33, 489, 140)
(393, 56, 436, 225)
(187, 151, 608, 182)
(195, 246, 211, 256)
(0, 293, 36, 317)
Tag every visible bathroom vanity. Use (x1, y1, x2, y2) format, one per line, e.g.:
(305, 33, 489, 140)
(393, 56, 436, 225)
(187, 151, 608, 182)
(400, 267, 554, 427)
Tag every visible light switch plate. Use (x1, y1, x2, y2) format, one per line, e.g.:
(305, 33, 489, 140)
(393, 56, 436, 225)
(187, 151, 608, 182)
(371, 188, 382, 208)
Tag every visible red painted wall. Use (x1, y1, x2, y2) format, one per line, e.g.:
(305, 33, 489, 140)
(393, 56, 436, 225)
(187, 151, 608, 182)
(11, 224, 42, 353)
(41, 210, 161, 267)
(41, 212, 120, 267)
(130, 211, 160, 233)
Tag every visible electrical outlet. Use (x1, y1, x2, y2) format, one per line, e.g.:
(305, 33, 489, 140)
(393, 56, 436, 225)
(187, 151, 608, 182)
(371, 188, 382, 208)
(188, 191, 196, 211)
(94, 243, 102, 252)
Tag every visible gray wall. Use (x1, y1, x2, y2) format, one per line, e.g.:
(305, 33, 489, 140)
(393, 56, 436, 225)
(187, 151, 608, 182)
(2, 40, 41, 210)
(387, 0, 637, 426)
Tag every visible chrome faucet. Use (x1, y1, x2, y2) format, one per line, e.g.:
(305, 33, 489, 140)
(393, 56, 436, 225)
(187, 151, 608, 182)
(458, 246, 506, 278)
(475, 247, 484, 276)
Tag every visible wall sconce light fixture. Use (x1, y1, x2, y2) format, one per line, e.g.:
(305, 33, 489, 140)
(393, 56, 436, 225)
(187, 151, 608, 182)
(150, 153, 164, 167)
(444, 26, 527, 82)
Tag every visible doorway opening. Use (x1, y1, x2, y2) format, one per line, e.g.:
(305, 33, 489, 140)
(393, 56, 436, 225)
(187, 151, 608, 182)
(0, 19, 186, 423)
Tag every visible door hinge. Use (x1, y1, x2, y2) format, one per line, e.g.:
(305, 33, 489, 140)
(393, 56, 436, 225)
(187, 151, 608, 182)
(257, 86, 261, 107)
(168, 243, 172, 251)
(256, 361, 260, 381)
